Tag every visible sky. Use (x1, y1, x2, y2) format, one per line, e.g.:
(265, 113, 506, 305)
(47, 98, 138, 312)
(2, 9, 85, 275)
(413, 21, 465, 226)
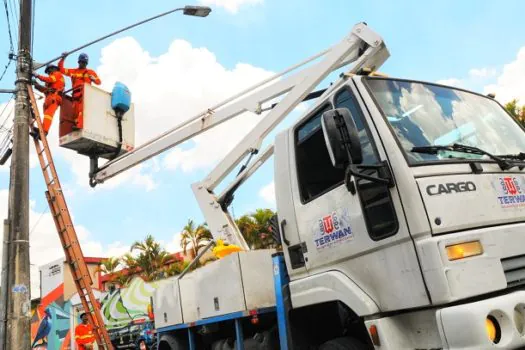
(0, 0, 524, 298)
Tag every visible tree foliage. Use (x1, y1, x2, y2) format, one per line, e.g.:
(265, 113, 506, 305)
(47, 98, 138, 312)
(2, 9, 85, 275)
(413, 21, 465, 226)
(96, 257, 120, 277)
(180, 220, 213, 259)
(126, 234, 173, 282)
(97, 208, 280, 288)
(235, 208, 278, 249)
(505, 99, 525, 125)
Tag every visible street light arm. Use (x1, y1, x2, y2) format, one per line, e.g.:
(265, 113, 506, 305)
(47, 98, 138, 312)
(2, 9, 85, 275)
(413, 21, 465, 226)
(33, 5, 211, 71)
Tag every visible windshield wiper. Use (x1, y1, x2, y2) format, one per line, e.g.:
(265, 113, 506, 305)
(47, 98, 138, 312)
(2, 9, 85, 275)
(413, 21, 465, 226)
(495, 152, 525, 161)
(411, 143, 513, 170)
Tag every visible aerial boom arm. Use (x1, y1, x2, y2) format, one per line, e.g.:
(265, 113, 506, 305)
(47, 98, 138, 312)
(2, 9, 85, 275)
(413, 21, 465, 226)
(93, 22, 389, 249)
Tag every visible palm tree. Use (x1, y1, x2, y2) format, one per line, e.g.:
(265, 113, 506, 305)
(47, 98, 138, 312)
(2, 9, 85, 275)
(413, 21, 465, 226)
(180, 220, 213, 260)
(96, 257, 121, 278)
(126, 234, 172, 282)
(236, 214, 258, 248)
(236, 208, 277, 249)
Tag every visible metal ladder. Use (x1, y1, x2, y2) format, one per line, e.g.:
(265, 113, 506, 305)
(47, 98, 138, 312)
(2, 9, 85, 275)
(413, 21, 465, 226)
(27, 86, 112, 350)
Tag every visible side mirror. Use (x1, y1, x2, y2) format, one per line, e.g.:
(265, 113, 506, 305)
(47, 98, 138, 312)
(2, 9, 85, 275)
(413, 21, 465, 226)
(321, 108, 363, 168)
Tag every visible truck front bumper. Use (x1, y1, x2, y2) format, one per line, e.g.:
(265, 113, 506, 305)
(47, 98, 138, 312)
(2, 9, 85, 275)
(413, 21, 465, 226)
(437, 290, 525, 349)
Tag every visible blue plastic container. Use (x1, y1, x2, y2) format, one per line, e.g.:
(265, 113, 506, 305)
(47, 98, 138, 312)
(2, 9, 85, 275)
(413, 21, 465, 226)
(111, 82, 131, 113)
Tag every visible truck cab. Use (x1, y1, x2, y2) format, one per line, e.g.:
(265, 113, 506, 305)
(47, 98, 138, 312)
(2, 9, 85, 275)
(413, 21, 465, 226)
(274, 74, 525, 349)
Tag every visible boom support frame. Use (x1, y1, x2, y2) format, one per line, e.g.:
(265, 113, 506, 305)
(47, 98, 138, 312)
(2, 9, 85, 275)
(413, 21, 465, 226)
(92, 22, 389, 249)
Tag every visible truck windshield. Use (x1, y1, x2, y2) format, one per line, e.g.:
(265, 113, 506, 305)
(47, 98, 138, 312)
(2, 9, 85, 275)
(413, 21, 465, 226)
(365, 78, 525, 165)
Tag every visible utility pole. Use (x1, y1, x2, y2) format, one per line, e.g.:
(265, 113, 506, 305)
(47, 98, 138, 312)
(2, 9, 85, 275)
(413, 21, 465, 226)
(4, 0, 32, 348)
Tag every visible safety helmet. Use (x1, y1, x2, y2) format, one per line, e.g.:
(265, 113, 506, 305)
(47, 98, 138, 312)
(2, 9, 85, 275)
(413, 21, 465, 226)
(78, 53, 89, 63)
(44, 64, 58, 74)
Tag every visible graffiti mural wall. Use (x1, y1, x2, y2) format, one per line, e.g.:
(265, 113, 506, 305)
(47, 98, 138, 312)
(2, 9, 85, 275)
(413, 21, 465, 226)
(100, 276, 171, 329)
(31, 259, 72, 349)
(30, 257, 172, 349)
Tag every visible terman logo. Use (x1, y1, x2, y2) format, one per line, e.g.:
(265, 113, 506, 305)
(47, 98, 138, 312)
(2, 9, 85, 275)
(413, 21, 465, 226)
(312, 210, 353, 250)
(426, 181, 477, 196)
(495, 176, 525, 208)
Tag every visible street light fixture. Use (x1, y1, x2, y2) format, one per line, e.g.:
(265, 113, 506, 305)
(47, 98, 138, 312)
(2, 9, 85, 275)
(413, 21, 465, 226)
(183, 5, 212, 17)
(34, 5, 212, 71)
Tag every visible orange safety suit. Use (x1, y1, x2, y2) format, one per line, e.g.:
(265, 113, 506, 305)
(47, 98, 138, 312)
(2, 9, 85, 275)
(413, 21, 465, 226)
(75, 323, 96, 349)
(58, 57, 101, 129)
(34, 71, 65, 134)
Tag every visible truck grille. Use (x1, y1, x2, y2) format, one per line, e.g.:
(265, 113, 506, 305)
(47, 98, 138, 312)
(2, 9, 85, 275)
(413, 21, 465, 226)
(502, 254, 525, 287)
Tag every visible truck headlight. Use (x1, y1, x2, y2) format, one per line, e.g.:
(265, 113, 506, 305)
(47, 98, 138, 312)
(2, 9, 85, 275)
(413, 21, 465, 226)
(446, 240, 483, 261)
(486, 315, 501, 344)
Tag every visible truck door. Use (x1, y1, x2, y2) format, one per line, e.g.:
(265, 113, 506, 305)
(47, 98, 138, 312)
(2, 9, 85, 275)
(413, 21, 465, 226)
(288, 83, 429, 311)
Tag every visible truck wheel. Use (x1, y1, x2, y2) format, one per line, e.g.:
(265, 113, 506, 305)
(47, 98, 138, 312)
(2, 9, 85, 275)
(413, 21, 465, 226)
(211, 338, 234, 350)
(319, 337, 369, 350)
(158, 334, 188, 350)
(241, 328, 279, 350)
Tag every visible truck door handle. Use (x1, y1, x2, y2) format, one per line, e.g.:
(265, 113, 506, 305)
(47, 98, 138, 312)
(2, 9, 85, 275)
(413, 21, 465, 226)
(280, 219, 290, 245)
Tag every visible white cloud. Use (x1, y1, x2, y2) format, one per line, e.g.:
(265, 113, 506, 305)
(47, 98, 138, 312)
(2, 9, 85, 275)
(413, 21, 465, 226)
(436, 78, 463, 88)
(95, 37, 275, 175)
(484, 46, 525, 104)
(166, 232, 184, 254)
(0, 189, 128, 299)
(259, 181, 275, 206)
(469, 67, 497, 78)
(198, 0, 263, 13)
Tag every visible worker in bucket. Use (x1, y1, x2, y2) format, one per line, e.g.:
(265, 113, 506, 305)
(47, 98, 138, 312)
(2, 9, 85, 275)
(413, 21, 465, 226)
(74, 312, 96, 349)
(58, 52, 101, 130)
(30, 64, 65, 139)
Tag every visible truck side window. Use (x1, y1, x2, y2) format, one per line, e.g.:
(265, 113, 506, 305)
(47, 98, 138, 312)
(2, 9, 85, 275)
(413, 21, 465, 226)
(296, 104, 344, 203)
(334, 89, 378, 164)
(335, 88, 398, 240)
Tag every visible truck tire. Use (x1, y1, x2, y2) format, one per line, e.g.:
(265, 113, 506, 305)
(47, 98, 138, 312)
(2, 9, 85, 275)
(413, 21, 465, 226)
(211, 338, 235, 350)
(319, 337, 369, 350)
(158, 334, 188, 350)
(241, 328, 279, 350)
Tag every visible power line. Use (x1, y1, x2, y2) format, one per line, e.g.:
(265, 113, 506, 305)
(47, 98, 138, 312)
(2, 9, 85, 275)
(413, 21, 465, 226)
(3, 0, 15, 52)
(0, 59, 13, 82)
(29, 207, 49, 237)
(8, 0, 18, 46)
(30, 0, 34, 54)
(0, 97, 14, 131)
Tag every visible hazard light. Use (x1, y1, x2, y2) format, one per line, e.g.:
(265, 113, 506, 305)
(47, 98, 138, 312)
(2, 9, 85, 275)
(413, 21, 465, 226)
(446, 241, 483, 261)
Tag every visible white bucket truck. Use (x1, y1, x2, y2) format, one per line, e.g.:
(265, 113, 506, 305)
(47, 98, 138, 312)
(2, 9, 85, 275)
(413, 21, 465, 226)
(90, 22, 525, 349)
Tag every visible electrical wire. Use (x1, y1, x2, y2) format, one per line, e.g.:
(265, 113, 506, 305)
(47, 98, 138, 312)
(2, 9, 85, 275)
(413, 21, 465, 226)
(0, 97, 14, 131)
(29, 206, 49, 237)
(3, 0, 15, 53)
(30, 0, 34, 55)
(1, 0, 17, 84)
(8, 0, 18, 47)
(0, 98, 14, 159)
(0, 59, 13, 82)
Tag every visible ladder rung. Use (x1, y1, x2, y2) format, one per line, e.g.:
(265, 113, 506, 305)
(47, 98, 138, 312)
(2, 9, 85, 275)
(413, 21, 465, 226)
(46, 179, 55, 186)
(42, 163, 50, 171)
(38, 149, 46, 155)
